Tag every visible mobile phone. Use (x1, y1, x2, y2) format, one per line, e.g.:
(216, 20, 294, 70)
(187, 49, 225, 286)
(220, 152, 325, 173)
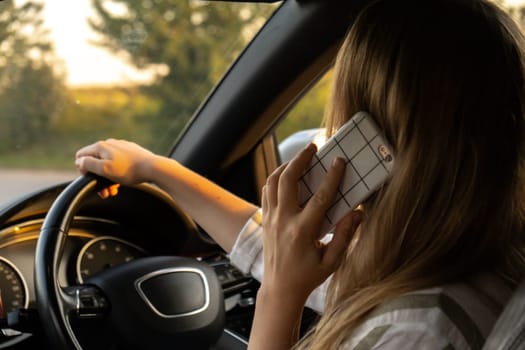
(298, 111, 394, 233)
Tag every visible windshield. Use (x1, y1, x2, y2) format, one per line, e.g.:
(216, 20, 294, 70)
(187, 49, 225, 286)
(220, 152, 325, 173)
(0, 0, 279, 204)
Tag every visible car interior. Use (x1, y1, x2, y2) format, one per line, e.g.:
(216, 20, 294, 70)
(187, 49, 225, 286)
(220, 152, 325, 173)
(0, 0, 524, 349)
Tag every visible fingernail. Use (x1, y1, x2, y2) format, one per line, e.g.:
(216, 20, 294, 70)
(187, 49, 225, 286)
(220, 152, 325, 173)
(305, 143, 317, 153)
(75, 158, 80, 168)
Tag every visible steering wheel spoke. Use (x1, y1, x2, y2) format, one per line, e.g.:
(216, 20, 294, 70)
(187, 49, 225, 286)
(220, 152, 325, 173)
(61, 285, 109, 320)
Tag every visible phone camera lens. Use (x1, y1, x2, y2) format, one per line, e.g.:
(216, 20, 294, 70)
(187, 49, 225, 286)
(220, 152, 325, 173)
(378, 145, 392, 162)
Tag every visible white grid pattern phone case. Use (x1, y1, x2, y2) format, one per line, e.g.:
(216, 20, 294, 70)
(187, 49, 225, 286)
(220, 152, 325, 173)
(298, 111, 394, 233)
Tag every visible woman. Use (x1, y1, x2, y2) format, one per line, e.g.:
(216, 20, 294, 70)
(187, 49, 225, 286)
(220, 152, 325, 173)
(75, 0, 525, 348)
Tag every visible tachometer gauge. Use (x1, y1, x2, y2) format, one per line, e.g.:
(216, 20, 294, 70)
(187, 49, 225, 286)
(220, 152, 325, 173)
(0, 257, 29, 315)
(76, 236, 147, 283)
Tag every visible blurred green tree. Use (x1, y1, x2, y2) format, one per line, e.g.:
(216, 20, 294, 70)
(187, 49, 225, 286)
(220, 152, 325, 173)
(0, 0, 67, 152)
(88, 0, 277, 152)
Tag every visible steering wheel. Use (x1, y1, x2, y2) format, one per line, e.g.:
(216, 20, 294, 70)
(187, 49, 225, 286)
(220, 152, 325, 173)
(34, 173, 225, 349)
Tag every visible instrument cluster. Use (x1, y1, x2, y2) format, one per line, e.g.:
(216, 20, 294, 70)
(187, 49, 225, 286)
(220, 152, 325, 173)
(0, 220, 151, 315)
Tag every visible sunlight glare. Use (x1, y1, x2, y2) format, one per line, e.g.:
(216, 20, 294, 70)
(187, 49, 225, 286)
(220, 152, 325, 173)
(41, 0, 154, 87)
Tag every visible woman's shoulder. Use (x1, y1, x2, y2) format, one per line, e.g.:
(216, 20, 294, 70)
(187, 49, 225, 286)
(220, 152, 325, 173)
(342, 271, 513, 350)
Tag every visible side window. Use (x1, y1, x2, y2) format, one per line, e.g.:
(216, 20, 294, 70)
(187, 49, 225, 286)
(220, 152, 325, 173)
(276, 70, 332, 163)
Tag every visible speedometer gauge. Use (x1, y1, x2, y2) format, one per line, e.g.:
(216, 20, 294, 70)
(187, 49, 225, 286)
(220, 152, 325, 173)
(76, 236, 147, 283)
(0, 257, 29, 315)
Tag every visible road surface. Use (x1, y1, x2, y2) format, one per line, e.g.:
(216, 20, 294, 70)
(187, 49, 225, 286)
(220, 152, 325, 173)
(0, 169, 77, 207)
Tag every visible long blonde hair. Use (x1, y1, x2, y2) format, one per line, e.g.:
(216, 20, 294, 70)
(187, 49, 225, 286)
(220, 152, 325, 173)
(299, 0, 525, 348)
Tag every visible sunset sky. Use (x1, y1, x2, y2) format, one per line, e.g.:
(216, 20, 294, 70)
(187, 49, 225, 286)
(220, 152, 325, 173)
(41, 0, 152, 87)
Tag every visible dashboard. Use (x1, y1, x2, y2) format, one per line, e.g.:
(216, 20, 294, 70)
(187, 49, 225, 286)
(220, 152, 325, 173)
(0, 181, 252, 348)
(0, 218, 161, 314)
(0, 182, 205, 312)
